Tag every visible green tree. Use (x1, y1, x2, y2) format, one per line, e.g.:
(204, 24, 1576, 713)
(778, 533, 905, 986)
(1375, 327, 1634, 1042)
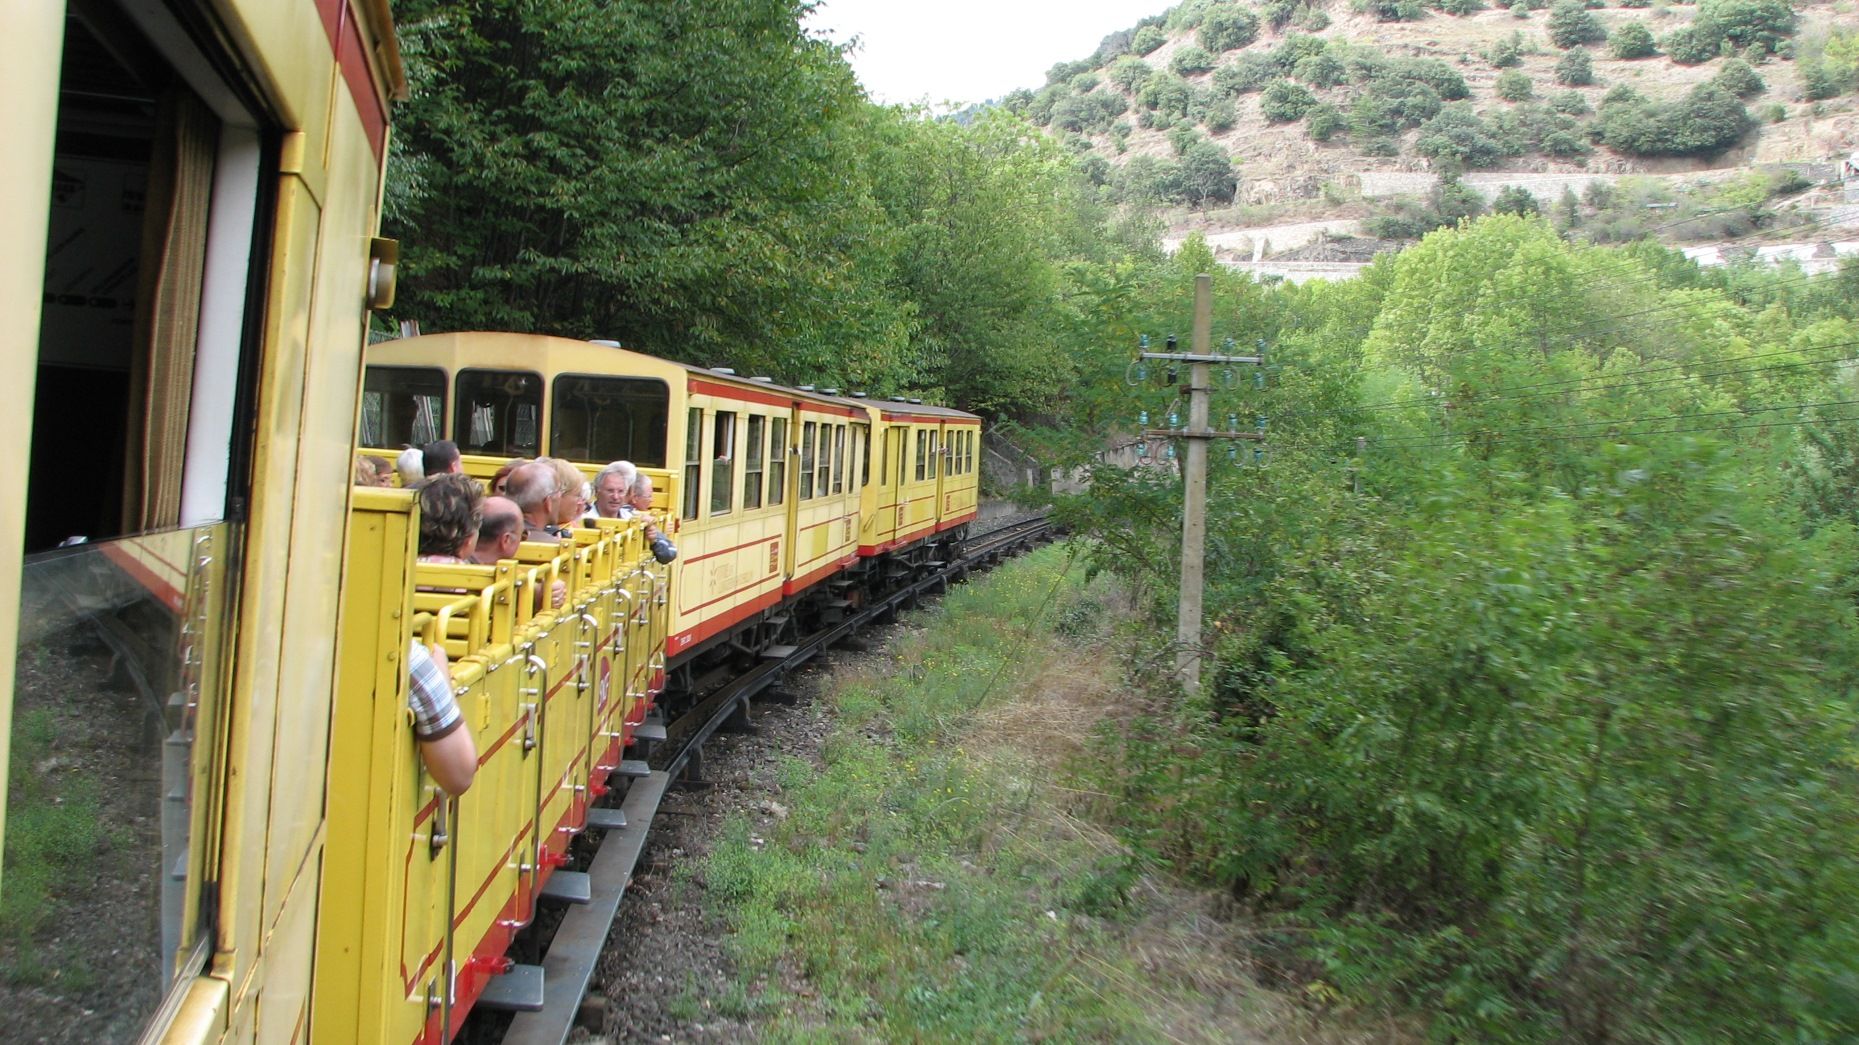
(1496, 68, 1534, 100)
(1260, 79, 1319, 122)
(1199, 4, 1262, 50)
(1170, 44, 1217, 76)
(1132, 24, 1167, 54)
(1610, 21, 1658, 58)
(1711, 56, 1765, 96)
(1492, 184, 1540, 214)
(1555, 46, 1594, 84)
(1547, 0, 1607, 47)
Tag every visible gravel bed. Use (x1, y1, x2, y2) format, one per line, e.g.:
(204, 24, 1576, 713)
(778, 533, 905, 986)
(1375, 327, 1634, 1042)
(573, 656, 846, 1044)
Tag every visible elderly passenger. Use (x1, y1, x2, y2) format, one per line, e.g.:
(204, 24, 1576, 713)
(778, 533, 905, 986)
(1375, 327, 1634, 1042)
(588, 460, 638, 520)
(413, 472, 483, 564)
(506, 461, 562, 544)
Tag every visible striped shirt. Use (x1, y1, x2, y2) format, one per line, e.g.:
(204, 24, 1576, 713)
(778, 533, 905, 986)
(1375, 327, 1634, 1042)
(407, 641, 463, 741)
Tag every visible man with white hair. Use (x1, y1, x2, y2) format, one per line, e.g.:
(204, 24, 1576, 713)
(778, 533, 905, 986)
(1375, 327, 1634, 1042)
(586, 460, 638, 521)
(395, 446, 425, 486)
(622, 473, 677, 564)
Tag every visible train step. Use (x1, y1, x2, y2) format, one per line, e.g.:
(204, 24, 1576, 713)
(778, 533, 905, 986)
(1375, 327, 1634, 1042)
(762, 644, 799, 660)
(631, 722, 667, 743)
(539, 870, 591, 905)
(476, 963, 546, 1012)
(823, 597, 852, 609)
(616, 759, 651, 779)
(585, 807, 627, 831)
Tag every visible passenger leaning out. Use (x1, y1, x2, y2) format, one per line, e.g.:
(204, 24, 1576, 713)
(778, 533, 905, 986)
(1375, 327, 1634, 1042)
(404, 472, 483, 795)
(622, 473, 678, 564)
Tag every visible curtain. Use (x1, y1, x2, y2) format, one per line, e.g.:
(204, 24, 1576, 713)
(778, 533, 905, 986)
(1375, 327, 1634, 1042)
(123, 87, 216, 532)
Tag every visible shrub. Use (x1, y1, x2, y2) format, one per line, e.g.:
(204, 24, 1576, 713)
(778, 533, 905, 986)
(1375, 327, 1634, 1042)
(1550, 90, 1591, 115)
(1662, 24, 1720, 64)
(1046, 58, 1092, 86)
(1611, 22, 1658, 58)
(1261, 78, 1319, 122)
(1492, 184, 1541, 214)
(1800, 61, 1843, 101)
(1620, 0, 1652, 6)
(1395, 58, 1472, 99)
(1711, 57, 1765, 97)
(1050, 91, 1130, 133)
(1555, 46, 1594, 85)
(1497, 69, 1534, 100)
(1177, 139, 1239, 203)
(1365, 0, 1427, 21)
(1213, 53, 1278, 95)
(1598, 82, 1751, 155)
(1541, 128, 1591, 157)
(1442, 0, 1487, 14)
(1415, 105, 1507, 167)
(1487, 31, 1527, 67)
(1295, 5, 1333, 29)
(1697, 0, 1794, 54)
(1108, 55, 1155, 92)
(1294, 52, 1349, 87)
(1271, 33, 1330, 71)
(1760, 102, 1786, 121)
(1171, 45, 1217, 76)
(1132, 25, 1167, 54)
(1199, 4, 1262, 51)
(1070, 72, 1101, 93)
(1203, 96, 1238, 131)
(1512, 2, 1531, 17)
(1138, 73, 1195, 117)
(1264, 0, 1302, 28)
(1307, 102, 1346, 140)
(1547, 0, 1608, 48)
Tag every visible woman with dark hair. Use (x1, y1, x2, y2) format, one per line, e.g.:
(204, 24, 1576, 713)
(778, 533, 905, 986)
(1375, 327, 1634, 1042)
(413, 472, 484, 563)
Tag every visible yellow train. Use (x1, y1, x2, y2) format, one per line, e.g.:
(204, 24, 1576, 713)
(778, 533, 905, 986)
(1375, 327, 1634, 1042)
(0, 4, 983, 1043)
(359, 333, 982, 680)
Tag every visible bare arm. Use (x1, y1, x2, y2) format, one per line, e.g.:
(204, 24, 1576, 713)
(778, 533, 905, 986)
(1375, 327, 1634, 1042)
(420, 728, 477, 796)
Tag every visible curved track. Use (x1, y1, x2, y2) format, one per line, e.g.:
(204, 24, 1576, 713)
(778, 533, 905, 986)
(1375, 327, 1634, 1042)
(494, 512, 1055, 1044)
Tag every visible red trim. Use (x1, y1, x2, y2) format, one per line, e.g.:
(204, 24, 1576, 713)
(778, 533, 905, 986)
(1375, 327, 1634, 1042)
(317, 0, 389, 160)
(783, 555, 857, 596)
(799, 401, 862, 419)
(936, 509, 977, 532)
(682, 532, 779, 567)
(99, 544, 185, 613)
(669, 588, 784, 653)
(689, 378, 795, 410)
(681, 572, 781, 615)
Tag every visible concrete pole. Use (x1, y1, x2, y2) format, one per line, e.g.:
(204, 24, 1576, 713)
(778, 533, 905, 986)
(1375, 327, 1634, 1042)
(1177, 275, 1213, 696)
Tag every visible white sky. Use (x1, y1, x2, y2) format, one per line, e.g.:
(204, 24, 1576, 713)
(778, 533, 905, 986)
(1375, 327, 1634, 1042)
(805, 0, 1166, 108)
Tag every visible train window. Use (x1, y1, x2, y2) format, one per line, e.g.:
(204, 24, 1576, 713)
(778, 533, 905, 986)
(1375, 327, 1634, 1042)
(743, 415, 765, 510)
(800, 422, 816, 502)
(455, 369, 542, 456)
(831, 424, 846, 495)
(914, 430, 927, 482)
(856, 424, 870, 490)
(768, 418, 787, 506)
(549, 375, 668, 466)
(816, 426, 833, 498)
(928, 433, 940, 480)
(683, 408, 702, 520)
(879, 428, 891, 486)
(710, 412, 736, 516)
(361, 367, 445, 450)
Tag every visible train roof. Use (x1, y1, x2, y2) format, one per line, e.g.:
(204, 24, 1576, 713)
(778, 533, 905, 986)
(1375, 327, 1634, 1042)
(368, 332, 981, 422)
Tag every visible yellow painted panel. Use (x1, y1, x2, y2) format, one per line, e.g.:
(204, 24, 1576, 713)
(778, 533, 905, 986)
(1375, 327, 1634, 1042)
(255, 843, 323, 1043)
(216, 0, 335, 202)
(264, 85, 380, 937)
(0, 1, 61, 874)
(154, 974, 229, 1044)
(216, 173, 319, 1016)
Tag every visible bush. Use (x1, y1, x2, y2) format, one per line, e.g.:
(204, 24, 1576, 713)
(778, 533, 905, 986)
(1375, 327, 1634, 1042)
(1442, 0, 1487, 14)
(1487, 31, 1526, 67)
(1213, 53, 1278, 95)
(1306, 102, 1346, 140)
(1171, 45, 1217, 76)
(1261, 78, 1319, 122)
(1203, 96, 1238, 131)
(1662, 24, 1721, 64)
(1800, 61, 1843, 101)
(1138, 73, 1195, 117)
(1550, 89, 1591, 115)
(1131, 25, 1167, 55)
(1050, 91, 1130, 133)
(1496, 69, 1534, 100)
(1760, 101, 1785, 122)
(1395, 58, 1472, 100)
(1512, 2, 1531, 16)
(1199, 4, 1262, 51)
(1294, 52, 1349, 88)
(1598, 82, 1751, 155)
(1108, 55, 1154, 93)
(1492, 184, 1541, 214)
(1697, 0, 1794, 54)
(1712, 57, 1765, 97)
(1070, 72, 1101, 93)
(1547, 0, 1608, 48)
(1555, 46, 1594, 85)
(1610, 22, 1658, 58)
(1415, 105, 1507, 167)
(1177, 139, 1239, 204)
(1541, 128, 1591, 157)
(1271, 33, 1330, 72)
(1364, 0, 1427, 21)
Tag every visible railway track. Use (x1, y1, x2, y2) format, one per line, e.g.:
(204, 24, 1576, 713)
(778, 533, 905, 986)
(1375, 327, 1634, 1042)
(493, 512, 1055, 1044)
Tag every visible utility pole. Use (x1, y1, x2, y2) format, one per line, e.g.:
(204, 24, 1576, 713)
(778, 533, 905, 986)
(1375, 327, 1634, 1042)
(1139, 275, 1262, 696)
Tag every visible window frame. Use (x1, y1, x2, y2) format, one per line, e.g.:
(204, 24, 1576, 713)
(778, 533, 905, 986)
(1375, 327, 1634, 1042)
(743, 414, 765, 510)
(683, 407, 702, 520)
(800, 421, 817, 502)
(547, 373, 670, 467)
(768, 417, 788, 506)
(709, 410, 737, 517)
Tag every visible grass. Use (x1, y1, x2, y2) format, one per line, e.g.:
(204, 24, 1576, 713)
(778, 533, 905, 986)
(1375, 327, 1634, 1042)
(1, 705, 103, 984)
(701, 543, 1345, 1042)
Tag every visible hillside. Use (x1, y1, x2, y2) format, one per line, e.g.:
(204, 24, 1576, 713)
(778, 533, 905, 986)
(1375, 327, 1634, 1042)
(1003, 0, 1859, 259)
